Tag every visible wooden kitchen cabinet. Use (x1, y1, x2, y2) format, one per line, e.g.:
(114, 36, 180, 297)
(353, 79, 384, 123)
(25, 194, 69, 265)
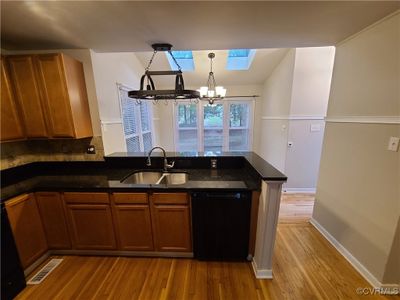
(0, 57, 25, 141)
(6, 55, 49, 138)
(112, 193, 154, 251)
(4, 53, 93, 140)
(35, 192, 71, 249)
(35, 54, 93, 138)
(5, 194, 48, 269)
(64, 193, 116, 250)
(150, 193, 192, 252)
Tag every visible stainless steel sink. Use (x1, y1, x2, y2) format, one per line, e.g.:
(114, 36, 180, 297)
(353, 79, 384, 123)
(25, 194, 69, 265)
(158, 173, 188, 185)
(121, 171, 163, 184)
(121, 171, 188, 185)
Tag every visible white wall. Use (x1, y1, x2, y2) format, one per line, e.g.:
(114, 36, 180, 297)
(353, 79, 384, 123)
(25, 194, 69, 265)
(284, 47, 335, 190)
(284, 119, 326, 189)
(256, 47, 335, 189)
(313, 12, 400, 285)
(257, 50, 296, 172)
(290, 47, 335, 117)
(90, 52, 153, 155)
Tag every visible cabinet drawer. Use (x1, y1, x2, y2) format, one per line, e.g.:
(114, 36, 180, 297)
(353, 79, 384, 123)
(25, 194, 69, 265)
(152, 193, 188, 205)
(113, 193, 148, 204)
(64, 192, 109, 204)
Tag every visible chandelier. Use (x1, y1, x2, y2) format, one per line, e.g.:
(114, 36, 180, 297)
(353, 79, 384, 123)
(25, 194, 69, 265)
(198, 53, 226, 105)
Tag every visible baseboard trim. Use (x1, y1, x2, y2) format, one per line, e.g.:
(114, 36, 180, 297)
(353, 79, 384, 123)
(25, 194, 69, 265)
(283, 188, 316, 193)
(251, 260, 273, 279)
(24, 252, 51, 276)
(50, 249, 194, 258)
(310, 218, 392, 289)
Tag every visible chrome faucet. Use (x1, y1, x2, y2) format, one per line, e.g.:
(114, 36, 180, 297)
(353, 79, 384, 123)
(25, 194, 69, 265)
(146, 146, 175, 172)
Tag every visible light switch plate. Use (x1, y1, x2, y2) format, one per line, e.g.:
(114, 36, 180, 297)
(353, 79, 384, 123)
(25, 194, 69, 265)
(310, 124, 321, 132)
(388, 137, 399, 152)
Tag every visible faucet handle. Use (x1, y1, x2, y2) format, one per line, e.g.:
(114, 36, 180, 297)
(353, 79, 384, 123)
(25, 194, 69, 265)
(146, 157, 151, 166)
(166, 160, 175, 169)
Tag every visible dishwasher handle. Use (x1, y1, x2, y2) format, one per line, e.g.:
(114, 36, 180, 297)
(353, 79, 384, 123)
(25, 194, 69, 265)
(192, 192, 248, 200)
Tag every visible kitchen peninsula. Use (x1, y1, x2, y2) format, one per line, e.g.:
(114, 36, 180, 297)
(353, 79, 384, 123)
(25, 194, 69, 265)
(1, 151, 286, 291)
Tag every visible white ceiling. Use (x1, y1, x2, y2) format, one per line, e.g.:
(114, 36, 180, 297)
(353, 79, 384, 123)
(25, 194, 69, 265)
(135, 48, 289, 86)
(1, 1, 399, 52)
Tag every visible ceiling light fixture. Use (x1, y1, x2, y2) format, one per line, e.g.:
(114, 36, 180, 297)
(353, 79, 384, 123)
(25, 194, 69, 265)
(128, 43, 200, 103)
(198, 53, 226, 105)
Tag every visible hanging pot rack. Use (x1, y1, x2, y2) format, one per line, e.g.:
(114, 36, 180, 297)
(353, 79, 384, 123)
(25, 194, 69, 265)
(128, 43, 200, 101)
(128, 43, 259, 104)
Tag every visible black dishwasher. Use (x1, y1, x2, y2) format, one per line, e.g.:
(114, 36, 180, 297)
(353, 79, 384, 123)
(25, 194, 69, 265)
(1, 205, 26, 300)
(191, 191, 251, 261)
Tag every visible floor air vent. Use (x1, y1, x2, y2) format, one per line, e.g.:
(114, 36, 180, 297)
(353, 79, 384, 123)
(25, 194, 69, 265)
(27, 258, 63, 285)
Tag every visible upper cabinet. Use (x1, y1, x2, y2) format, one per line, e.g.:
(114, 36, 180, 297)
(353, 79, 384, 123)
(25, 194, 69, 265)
(35, 54, 93, 138)
(2, 53, 93, 141)
(0, 57, 25, 141)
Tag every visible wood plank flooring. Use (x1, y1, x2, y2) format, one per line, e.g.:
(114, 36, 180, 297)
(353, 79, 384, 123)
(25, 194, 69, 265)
(279, 193, 315, 223)
(16, 194, 399, 300)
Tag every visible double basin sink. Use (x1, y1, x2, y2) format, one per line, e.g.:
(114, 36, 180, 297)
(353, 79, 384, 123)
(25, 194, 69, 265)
(121, 170, 188, 185)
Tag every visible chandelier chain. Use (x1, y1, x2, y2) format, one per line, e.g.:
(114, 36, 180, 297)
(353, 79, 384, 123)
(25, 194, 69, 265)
(167, 50, 182, 71)
(145, 50, 157, 72)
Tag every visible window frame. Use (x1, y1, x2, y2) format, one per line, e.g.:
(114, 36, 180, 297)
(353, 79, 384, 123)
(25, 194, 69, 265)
(173, 98, 255, 152)
(118, 83, 155, 152)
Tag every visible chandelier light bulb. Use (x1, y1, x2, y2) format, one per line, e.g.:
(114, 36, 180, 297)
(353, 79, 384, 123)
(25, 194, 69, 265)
(199, 52, 226, 103)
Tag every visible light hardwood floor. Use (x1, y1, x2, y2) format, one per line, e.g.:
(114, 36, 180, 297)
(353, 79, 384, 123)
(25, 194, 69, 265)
(279, 193, 315, 223)
(16, 194, 399, 300)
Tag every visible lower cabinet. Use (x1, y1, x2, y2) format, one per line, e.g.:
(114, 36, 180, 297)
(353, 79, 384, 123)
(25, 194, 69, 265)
(5, 191, 192, 269)
(111, 193, 154, 251)
(150, 193, 192, 252)
(35, 192, 71, 249)
(5, 194, 48, 269)
(64, 193, 116, 250)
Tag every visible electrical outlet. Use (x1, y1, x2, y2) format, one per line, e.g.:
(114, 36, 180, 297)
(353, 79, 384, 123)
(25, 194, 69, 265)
(388, 137, 399, 152)
(87, 145, 96, 154)
(210, 159, 217, 169)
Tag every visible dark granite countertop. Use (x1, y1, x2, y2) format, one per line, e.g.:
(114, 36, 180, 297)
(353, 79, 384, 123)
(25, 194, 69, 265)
(106, 151, 287, 181)
(1, 152, 286, 203)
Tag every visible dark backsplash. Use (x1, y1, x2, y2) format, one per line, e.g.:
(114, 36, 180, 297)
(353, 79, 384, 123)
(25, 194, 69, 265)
(0, 136, 104, 170)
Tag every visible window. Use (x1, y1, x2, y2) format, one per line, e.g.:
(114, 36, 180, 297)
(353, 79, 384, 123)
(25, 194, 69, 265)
(226, 49, 256, 70)
(119, 85, 154, 152)
(176, 103, 198, 151)
(166, 51, 195, 71)
(203, 104, 224, 152)
(229, 103, 250, 151)
(175, 100, 253, 152)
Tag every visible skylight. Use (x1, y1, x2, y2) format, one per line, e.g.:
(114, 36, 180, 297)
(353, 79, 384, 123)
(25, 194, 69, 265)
(228, 49, 251, 57)
(226, 49, 256, 70)
(166, 51, 195, 71)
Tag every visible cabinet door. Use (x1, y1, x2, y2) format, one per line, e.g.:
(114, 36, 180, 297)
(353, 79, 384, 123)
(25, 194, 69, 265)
(112, 204, 154, 251)
(5, 194, 48, 269)
(35, 192, 71, 249)
(0, 57, 25, 141)
(35, 54, 75, 138)
(66, 204, 116, 250)
(151, 203, 191, 252)
(7, 55, 48, 138)
(62, 54, 93, 138)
